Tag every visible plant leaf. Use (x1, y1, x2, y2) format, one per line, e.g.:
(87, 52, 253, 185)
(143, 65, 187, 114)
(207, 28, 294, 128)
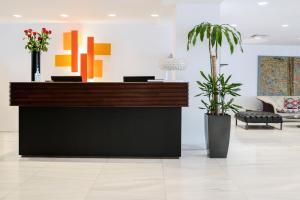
(224, 29, 234, 54)
(200, 23, 207, 41)
(211, 25, 217, 47)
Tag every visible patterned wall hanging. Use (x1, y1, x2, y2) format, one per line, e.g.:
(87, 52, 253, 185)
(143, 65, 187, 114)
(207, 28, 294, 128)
(258, 56, 300, 96)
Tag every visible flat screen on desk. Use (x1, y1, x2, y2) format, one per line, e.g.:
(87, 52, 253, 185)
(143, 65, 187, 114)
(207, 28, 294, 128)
(51, 76, 82, 82)
(123, 76, 155, 82)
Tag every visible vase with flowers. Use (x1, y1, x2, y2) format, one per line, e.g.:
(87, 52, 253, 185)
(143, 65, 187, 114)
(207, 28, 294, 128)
(24, 28, 52, 81)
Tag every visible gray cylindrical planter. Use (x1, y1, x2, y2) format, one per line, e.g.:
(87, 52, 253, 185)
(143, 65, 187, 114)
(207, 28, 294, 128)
(205, 114, 231, 158)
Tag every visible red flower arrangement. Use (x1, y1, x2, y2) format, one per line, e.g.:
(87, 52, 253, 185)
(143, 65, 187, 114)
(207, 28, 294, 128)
(24, 28, 52, 52)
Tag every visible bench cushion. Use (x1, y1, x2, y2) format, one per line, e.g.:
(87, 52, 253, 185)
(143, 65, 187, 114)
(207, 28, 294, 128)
(236, 111, 283, 123)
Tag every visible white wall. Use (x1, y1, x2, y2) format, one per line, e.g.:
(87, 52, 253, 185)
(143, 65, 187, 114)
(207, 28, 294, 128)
(2, 9, 299, 148)
(221, 44, 300, 111)
(0, 3, 224, 148)
(0, 21, 173, 131)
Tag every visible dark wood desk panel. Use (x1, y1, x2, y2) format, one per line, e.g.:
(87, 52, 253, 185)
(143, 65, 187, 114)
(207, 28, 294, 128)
(10, 82, 188, 107)
(10, 82, 189, 157)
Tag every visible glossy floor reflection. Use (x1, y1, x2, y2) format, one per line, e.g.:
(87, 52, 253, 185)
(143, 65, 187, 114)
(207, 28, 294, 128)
(1, 122, 300, 200)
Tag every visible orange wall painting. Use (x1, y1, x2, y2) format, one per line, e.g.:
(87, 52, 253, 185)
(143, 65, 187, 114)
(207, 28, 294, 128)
(80, 54, 88, 83)
(55, 30, 111, 81)
(71, 31, 79, 72)
(87, 37, 95, 79)
(94, 60, 103, 78)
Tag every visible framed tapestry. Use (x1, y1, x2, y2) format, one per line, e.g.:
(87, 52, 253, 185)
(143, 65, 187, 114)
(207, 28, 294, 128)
(258, 56, 300, 96)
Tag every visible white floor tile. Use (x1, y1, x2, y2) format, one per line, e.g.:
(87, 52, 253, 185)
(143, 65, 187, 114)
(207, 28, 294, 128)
(0, 123, 300, 200)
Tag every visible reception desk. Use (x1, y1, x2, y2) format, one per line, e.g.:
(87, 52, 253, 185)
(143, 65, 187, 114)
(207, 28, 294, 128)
(10, 82, 188, 157)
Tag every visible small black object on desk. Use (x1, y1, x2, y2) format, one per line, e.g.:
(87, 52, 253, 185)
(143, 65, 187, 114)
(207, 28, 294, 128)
(123, 76, 155, 82)
(51, 76, 82, 82)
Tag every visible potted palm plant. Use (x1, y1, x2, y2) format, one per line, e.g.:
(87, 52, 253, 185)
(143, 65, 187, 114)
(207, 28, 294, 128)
(187, 22, 243, 158)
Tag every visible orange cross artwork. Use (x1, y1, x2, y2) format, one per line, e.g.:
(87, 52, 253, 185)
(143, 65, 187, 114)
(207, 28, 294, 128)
(55, 30, 111, 82)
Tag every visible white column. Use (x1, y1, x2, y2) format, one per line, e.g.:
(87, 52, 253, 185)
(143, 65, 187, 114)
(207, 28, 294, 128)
(174, 2, 221, 147)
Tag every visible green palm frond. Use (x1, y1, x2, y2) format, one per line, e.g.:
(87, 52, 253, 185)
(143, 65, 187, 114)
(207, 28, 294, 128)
(196, 71, 243, 115)
(187, 22, 243, 55)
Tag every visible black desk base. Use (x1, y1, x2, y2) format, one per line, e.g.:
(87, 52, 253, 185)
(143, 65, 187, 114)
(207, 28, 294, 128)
(19, 107, 181, 158)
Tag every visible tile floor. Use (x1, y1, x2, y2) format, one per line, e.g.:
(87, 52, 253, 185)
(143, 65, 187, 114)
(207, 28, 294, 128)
(0, 122, 300, 200)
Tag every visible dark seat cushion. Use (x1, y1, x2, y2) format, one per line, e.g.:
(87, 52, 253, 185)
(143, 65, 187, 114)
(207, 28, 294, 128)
(236, 111, 282, 123)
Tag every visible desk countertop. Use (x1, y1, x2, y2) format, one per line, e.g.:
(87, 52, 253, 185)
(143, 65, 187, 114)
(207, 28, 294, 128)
(10, 82, 189, 107)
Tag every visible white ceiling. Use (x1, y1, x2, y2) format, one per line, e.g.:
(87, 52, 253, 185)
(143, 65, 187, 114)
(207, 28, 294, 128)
(0, 0, 221, 23)
(0, 0, 299, 45)
(0, 0, 175, 22)
(221, 0, 300, 45)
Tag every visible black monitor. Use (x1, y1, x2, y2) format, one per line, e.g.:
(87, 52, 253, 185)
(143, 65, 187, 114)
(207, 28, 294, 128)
(51, 76, 82, 82)
(123, 76, 155, 82)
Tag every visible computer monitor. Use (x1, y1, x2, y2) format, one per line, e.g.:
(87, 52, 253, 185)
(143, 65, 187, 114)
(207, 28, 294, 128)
(51, 76, 82, 82)
(123, 76, 155, 82)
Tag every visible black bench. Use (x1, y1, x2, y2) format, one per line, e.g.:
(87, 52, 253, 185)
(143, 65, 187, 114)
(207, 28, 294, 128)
(235, 111, 283, 130)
